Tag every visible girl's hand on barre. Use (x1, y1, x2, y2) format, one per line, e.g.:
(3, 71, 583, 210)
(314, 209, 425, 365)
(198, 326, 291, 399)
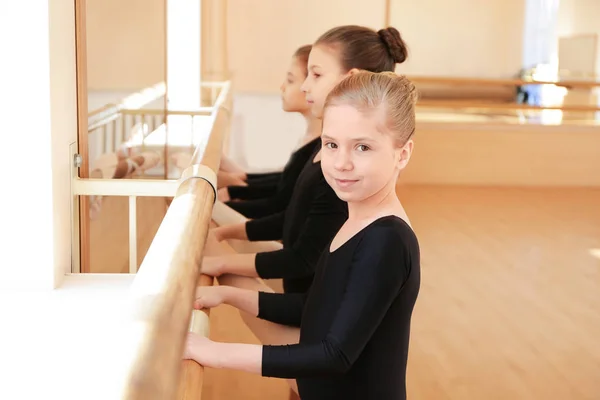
(217, 171, 248, 189)
(217, 187, 231, 202)
(183, 333, 219, 366)
(211, 226, 227, 242)
(210, 223, 248, 242)
(183, 332, 262, 374)
(200, 256, 226, 276)
(193, 285, 230, 309)
(193, 285, 259, 316)
(230, 170, 247, 183)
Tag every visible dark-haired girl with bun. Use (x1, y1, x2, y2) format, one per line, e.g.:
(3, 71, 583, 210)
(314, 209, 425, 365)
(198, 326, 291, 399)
(302, 26, 408, 120)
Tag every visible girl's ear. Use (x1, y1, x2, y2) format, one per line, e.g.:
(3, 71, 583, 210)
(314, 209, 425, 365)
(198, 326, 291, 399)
(397, 139, 414, 171)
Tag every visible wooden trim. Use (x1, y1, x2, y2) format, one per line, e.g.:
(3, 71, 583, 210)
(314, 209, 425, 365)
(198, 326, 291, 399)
(407, 75, 600, 89)
(383, 0, 391, 27)
(402, 123, 600, 187)
(74, 0, 90, 273)
(416, 99, 600, 112)
(223, 0, 229, 81)
(163, 0, 169, 181)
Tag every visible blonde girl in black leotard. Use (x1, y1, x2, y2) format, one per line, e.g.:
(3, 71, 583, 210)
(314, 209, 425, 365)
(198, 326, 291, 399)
(186, 71, 420, 400)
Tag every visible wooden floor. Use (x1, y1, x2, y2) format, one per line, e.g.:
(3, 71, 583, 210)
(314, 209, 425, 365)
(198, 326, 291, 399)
(399, 185, 600, 400)
(89, 196, 166, 273)
(90, 185, 600, 399)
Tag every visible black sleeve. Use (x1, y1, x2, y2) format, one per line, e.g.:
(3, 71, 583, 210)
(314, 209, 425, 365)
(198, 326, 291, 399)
(261, 226, 411, 378)
(254, 186, 347, 280)
(246, 171, 282, 181)
(257, 292, 307, 327)
(228, 183, 278, 201)
(245, 212, 285, 242)
(226, 171, 298, 218)
(226, 197, 281, 219)
(245, 172, 282, 187)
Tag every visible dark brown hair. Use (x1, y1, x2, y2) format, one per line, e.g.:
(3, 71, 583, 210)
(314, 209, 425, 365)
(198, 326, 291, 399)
(293, 44, 312, 75)
(315, 25, 408, 73)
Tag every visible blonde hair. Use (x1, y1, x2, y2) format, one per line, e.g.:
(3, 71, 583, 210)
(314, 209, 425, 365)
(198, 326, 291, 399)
(323, 71, 418, 145)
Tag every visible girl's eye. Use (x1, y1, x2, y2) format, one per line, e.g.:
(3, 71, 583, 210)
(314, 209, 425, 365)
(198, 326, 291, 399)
(324, 142, 337, 149)
(312, 72, 321, 78)
(357, 144, 369, 152)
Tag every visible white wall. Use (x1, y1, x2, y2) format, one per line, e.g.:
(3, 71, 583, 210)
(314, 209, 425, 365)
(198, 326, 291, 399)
(86, 0, 165, 91)
(227, 0, 386, 93)
(228, 94, 306, 171)
(557, 0, 600, 75)
(0, 1, 77, 289)
(558, 0, 600, 36)
(226, 0, 525, 94)
(389, 0, 525, 78)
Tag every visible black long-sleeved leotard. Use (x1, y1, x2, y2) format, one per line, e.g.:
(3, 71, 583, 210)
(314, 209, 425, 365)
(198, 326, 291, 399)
(257, 216, 421, 400)
(245, 171, 282, 186)
(226, 138, 321, 218)
(244, 145, 348, 294)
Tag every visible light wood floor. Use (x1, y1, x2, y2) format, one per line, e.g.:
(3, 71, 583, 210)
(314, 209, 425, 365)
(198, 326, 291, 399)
(89, 196, 167, 273)
(89, 185, 600, 399)
(399, 185, 600, 400)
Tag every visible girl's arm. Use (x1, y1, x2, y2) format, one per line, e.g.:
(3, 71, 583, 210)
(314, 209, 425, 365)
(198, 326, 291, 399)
(189, 224, 413, 379)
(213, 223, 248, 242)
(196, 286, 306, 327)
(200, 253, 259, 278)
(214, 213, 286, 243)
(184, 335, 262, 374)
(185, 289, 307, 370)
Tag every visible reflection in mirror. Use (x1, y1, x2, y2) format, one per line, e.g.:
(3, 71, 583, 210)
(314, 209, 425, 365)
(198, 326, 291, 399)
(85, 0, 167, 274)
(80, 0, 229, 275)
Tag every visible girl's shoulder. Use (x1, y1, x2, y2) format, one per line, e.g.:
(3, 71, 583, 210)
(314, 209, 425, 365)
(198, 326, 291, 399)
(355, 215, 418, 254)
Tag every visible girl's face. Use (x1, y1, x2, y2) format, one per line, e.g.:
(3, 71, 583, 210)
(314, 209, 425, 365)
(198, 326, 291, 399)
(320, 104, 413, 204)
(280, 56, 310, 113)
(301, 45, 349, 119)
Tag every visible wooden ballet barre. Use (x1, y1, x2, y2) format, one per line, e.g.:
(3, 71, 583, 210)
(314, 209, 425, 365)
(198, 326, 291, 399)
(117, 102, 228, 400)
(176, 273, 214, 400)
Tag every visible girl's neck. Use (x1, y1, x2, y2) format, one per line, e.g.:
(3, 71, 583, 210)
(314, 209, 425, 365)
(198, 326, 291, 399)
(301, 112, 322, 144)
(347, 180, 407, 224)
